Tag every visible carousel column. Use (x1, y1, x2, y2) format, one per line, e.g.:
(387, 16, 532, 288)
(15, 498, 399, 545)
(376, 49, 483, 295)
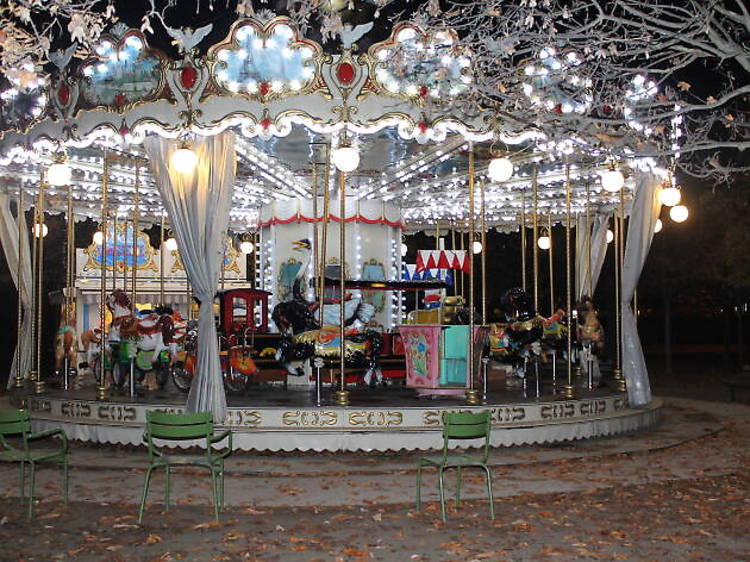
(159, 212, 165, 307)
(316, 147, 331, 407)
(480, 178, 489, 403)
(532, 167, 539, 310)
(548, 212, 557, 390)
(520, 190, 527, 291)
(562, 164, 575, 399)
(97, 152, 109, 401)
(466, 143, 480, 406)
(613, 188, 627, 392)
(63, 183, 75, 390)
(15, 185, 25, 389)
(334, 169, 349, 406)
(130, 161, 140, 399)
(310, 159, 321, 406)
(32, 171, 46, 395)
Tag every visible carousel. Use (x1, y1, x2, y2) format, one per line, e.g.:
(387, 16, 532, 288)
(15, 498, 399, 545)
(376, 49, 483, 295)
(0, 15, 665, 451)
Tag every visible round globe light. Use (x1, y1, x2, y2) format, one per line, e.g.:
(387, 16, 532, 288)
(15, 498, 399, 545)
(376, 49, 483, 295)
(47, 162, 72, 186)
(537, 235, 551, 250)
(164, 237, 178, 251)
(606, 229, 614, 243)
(400, 242, 408, 257)
(240, 240, 255, 254)
(487, 157, 514, 182)
(670, 205, 688, 223)
(332, 146, 360, 172)
(601, 169, 625, 192)
(654, 218, 663, 233)
(472, 240, 483, 254)
(33, 223, 48, 238)
(93, 230, 104, 245)
(171, 146, 198, 174)
(659, 186, 681, 207)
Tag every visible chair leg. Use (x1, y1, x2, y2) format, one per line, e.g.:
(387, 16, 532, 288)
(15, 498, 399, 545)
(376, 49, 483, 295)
(62, 460, 69, 504)
(484, 466, 495, 520)
(455, 466, 462, 505)
(19, 461, 25, 503)
(218, 463, 225, 512)
(438, 467, 447, 523)
(209, 468, 219, 522)
(27, 462, 36, 519)
(165, 466, 171, 511)
(415, 464, 422, 511)
(137, 466, 155, 524)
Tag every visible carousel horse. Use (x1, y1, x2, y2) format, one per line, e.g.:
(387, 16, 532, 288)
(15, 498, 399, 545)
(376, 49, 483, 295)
(106, 289, 177, 391)
(576, 296, 605, 386)
(488, 288, 545, 378)
(54, 303, 79, 379)
(540, 307, 568, 361)
(272, 239, 383, 386)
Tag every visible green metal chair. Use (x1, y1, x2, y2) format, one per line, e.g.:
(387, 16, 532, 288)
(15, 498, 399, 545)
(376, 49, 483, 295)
(138, 410, 232, 523)
(0, 409, 69, 518)
(416, 411, 495, 522)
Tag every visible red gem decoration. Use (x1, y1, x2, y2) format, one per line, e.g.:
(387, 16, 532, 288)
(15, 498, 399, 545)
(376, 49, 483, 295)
(57, 84, 70, 106)
(603, 105, 613, 114)
(259, 82, 270, 96)
(114, 93, 126, 107)
(180, 66, 198, 90)
(417, 122, 428, 134)
(553, 103, 562, 114)
(419, 85, 428, 98)
(260, 118, 272, 130)
(119, 125, 130, 138)
(336, 62, 355, 85)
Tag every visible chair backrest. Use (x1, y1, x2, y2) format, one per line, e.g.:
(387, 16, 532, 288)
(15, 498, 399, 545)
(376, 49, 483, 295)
(0, 409, 31, 437)
(441, 411, 492, 461)
(145, 410, 214, 442)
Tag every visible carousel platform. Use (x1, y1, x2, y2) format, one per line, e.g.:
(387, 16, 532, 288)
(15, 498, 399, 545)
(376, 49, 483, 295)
(10, 378, 661, 452)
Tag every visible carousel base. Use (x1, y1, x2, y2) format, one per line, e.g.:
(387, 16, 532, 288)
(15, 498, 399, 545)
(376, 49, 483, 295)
(11, 382, 661, 452)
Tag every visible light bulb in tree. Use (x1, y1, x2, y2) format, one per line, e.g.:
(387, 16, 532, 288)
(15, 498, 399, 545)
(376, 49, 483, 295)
(164, 237, 178, 251)
(400, 243, 408, 257)
(171, 145, 197, 174)
(487, 157, 514, 182)
(47, 162, 72, 186)
(601, 169, 625, 192)
(472, 240, 483, 254)
(93, 230, 104, 245)
(332, 146, 360, 172)
(33, 223, 48, 238)
(606, 229, 614, 243)
(654, 218, 663, 233)
(537, 235, 551, 250)
(670, 205, 688, 223)
(240, 240, 254, 254)
(659, 186, 681, 207)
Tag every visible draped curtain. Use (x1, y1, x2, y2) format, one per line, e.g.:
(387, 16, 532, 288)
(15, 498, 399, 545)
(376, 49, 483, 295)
(621, 173, 662, 407)
(0, 192, 33, 389)
(145, 133, 236, 422)
(575, 212, 612, 301)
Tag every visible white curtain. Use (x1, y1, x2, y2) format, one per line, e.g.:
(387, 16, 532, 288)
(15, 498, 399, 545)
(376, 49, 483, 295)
(622, 173, 662, 407)
(145, 133, 236, 422)
(575, 212, 612, 301)
(0, 192, 33, 389)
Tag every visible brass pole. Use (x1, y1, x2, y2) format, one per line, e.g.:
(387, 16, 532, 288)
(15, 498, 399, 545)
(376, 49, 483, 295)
(532, 167, 539, 310)
(435, 220, 440, 250)
(480, 178, 487, 325)
(334, 169, 349, 406)
(562, 164, 575, 399)
(548, 213, 555, 317)
(132, 161, 139, 307)
(97, 151, 109, 401)
(614, 187, 626, 391)
(220, 239, 226, 290)
(15, 185, 25, 388)
(458, 224, 464, 298)
(159, 212, 165, 307)
(451, 225, 457, 296)
(312, 162, 319, 303)
(64, 183, 75, 390)
(33, 170, 45, 394)
(466, 143, 480, 405)
(319, 144, 331, 328)
(111, 213, 118, 293)
(520, 190, 527, 291)
(29, 179, 38, 388)
(585, 182, 593, 297)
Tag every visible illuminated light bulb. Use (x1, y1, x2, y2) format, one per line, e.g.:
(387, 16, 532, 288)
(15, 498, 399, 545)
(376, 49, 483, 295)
(659, 186, 681, 207)
(487, 157, 514, 182)
(332, 145, 360, 172)
(401, 243, 408, 257)
(33, 223, 48, 238)
(606, 229, 614, 243)
(93, 231, 104, 245)
(164, 237, 178, 251)
(47, 161, 72, 186)
(171, 145, 197, 174)
(670, 205, 688, 223)
(601, 169, 625, 192)
(537, 235, 551, 250)
(472, 240, 483, 254)
(654, 218, 663, 233)
(240, 240, 255, 254)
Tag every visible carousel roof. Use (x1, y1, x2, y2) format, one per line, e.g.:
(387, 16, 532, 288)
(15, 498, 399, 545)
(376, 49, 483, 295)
(0, 16, 664, 233)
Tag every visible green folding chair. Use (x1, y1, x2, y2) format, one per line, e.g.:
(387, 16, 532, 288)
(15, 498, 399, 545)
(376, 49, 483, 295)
(416, 411, 495, 522)
(0, 409, 69, 518)
(138, 410, 232, 523)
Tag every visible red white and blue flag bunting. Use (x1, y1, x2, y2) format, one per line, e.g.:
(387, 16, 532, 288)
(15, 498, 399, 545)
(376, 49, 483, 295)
(415, 250, 469, 273)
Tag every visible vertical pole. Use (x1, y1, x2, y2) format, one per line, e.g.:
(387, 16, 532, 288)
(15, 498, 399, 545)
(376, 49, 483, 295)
(532, 167, 539, 310)
(319, 144, 331, 329)
(159, 212, 166, 307)
(64, 183, 74, 390)
(614, 187, 627, 391)
(334, 168, 349, 406)
(312, 162, 319, 301)
(33, 170, 45, 394)
(451, 226, 457, 296)
(29, 179, 38, 389)
(548, 213, 555, 316)
(562, 164, 575, 399)
(111, 214, 118, 293)
(585, 183, 592, 297)
(480, 178, 487, 325)
(466, 142, 480, 405)
(520, 191, 527, 291)
(97, 151, 109, 401)
(132, 161, 139, 308)
(15, 185, 25, 388)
